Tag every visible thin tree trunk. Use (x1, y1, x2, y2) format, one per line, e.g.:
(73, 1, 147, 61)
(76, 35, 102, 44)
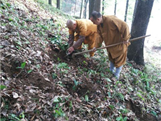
(83, 0, 88, 19)
(102, 0, 105, 15)
(74, 0, 77, 16)
(49, 0, 52, 5)
(114, 0, 117, 15)
(89, 0, 95, 18)
(124, 0, 129, 22)
(89, 0, 101, 18)
(127, 0, 154, 65)
(0, 0, 3, 4)
(131, 0, 138, 27)
(80, 0, 84, 18)
(94, 0, 101, 12)
(57, 0, 60, 9)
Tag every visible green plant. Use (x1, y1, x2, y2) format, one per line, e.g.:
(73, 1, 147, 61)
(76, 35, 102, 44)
(72, 79, 80, 91)
(9, 113, 22, 121)
(113, 92, 124, 101)
(108, 105, 115, 110)
(19, 112, 25, 119)
(85, 95, 89, 102)
(53, 96, 62, 103)
(57, 62, 69, 69)
(27, 69, 33, 74)
(83, 60, 87, 65)
(57, 57, 61, 61)
(0, 117, 8, 121)
(137, 92, 145, 101)
(54, 108, 66, 118)
(50, 35, 68, 51)
(119, 108, 129, 114)
(116, 115, 128, 121)
(52, 73, 57, 79)
(0, 85, 6, 90)
(52, 96, 68, 119)
(6, 3, 11, 7)
(16, 62, 26, 69)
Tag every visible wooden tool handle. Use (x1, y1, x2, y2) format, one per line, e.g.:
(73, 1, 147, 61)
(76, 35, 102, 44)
(72, 35, 150, 57)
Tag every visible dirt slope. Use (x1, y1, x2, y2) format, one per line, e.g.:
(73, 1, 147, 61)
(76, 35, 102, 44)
(0, 0, 161, 121)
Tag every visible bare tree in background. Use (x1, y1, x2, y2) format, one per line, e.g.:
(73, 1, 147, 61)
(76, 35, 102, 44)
(57, 0, 60, 9)
(89, 0, 101, 18)
(131, 0, 138, 27)
(128, 0, 154, 65)
(83, 0, 88, 18)
(89, 0, 95, 18)
(94, 0, 101, 12)
(80, 0, 84, 18)
(124, 0, 129, 22)
(74, 0, 77, 16)
(102, 0, 105, 15)
(49, 0, 52, 5)
(114, 0, 117, 15)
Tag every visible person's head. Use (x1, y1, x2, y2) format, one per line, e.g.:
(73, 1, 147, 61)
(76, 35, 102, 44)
(90, 11, 102, 25)
(66, 20, 77, 31)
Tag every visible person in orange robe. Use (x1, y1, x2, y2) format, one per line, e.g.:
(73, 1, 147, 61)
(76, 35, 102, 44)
(66, 19, 97, 57)
(90, 11, 131, 79)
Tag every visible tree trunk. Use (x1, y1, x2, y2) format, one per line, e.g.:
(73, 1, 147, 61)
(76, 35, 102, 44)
(57, 0, 60, 9)
(127, 0, 154, 65)
(80, 0, 84, 18)
(49, 0, 52, 5)
(89, 0, 101, 18)
(0, 0, 3, 4)
(83, 0, 88, 19)
(114, 0, 117, 15)
(124, 0, 129, 22)
(102, 0, 105, 15)
(131, 0, 138, 27)
(73, 0, 76, 16)
(89, 0, 95, 18)
(94, 0, 101, 12)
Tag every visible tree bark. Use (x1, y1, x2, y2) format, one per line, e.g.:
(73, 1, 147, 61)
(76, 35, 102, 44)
(89, 0, 95, 18)
(80, 0, 84, 18)
(57, 0, 60, 9)
(114, 0, 117, 15)
(49, 0, 52, 5)
(102, 0, 105, 15)
(127, 0, 154, 65)
(94, 0, 101, 12)
(83, 0, 88, 19)
(89, 0, 101, 18)
(124, 0, 129, 22)
(131, 0, 138, 27)
(0, 0, 3, 4)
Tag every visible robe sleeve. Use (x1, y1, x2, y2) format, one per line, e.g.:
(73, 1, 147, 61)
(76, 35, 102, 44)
(73, 35, 85, 49)
(68, 34, 74, 47)
(68, 29, 74, 47)
(111, 18, 131, 41)
(95, 34, 103, 48)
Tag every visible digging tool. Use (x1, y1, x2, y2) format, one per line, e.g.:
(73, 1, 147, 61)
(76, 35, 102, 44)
(72, 35, 151, 58)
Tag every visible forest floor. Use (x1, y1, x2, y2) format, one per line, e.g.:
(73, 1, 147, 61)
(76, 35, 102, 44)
(0, 0, 161, 121)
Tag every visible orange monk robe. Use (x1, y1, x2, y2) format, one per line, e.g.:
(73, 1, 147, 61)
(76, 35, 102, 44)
(95, 15, 131, 67)
(69, 19, 97, 57)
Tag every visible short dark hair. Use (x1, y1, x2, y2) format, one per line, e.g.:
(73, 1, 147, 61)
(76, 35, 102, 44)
(91, 11, 102, 20)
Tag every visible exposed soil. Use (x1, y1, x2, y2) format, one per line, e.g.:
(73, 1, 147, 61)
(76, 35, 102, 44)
(1, 0, 160, 120)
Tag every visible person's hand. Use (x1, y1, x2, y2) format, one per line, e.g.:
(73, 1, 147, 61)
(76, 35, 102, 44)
(67, 46, 74, 54)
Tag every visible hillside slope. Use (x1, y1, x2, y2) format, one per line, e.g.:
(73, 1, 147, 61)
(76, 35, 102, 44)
(0, 0, 161, 121)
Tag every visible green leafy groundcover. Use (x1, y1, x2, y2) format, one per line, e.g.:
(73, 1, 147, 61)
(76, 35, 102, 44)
(0, 0, 160, 121)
